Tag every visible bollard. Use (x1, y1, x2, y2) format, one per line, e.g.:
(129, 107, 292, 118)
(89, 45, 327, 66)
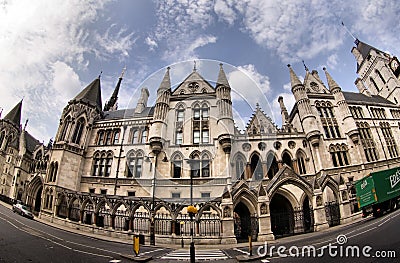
(248, 235, 252, 256)
(133, 235, 140, 256)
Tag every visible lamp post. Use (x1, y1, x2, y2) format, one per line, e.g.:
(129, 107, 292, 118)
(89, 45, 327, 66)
(187, 169, 198, 263)
(149, 154, 157, 246)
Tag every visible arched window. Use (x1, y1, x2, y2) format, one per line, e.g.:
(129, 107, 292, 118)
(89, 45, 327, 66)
(282, 152, 293, 169)
(192, 103, 210, 144)
(113, 130, 120, 144)
(141, 130, 148, 143)
(92, 154, 100, 176)
(97, 131, 105, 145)
(172, 155, 183, 178)
(72, 118, 85, 144)
(190, 152, 200, 178)
(48, 162, 54, 182)
(52, 162, 58, 182)
(235, 155, 246, 180)
(250, 154, 263, 180)
(296, 151, 307, 175)
(105, 153, 112, 177)
(370, 77, 379, 93)
(201, 153, 210, 177)
(99, 153, 106, 176)
(266, 153, 279, 179)
(105, 131, 112, 145)
(127, 151, 143, 178)
(0, 130, 5, 148)
(132, 130, 139, 144)
(329, 144, 350, 167)
(59, 117, 71, 141)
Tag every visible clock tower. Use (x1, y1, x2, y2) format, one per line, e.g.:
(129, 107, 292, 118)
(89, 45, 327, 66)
(352, 40, 400, 105)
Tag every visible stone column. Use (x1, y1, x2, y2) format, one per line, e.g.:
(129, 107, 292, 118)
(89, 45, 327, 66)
(245, 163, 251, 180)
(339, 185, 352, 224)
(257, 201, 274, 241)
(312, 190, 329, 231)
(220, 204, 237, 244)
(262, 162, 268, 179)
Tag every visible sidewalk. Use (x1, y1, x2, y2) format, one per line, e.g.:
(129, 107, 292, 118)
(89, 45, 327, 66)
(0, 200, 366, 250)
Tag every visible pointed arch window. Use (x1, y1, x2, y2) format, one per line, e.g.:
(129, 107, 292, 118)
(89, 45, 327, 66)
(296, 152, 307, 175)
(201, 154, 210, 177)
(132, 130, 139, 144)
(192, 103, 210, 144)
(127, 151, 143, 178)
(72, 117, 85, 144)
(59, 117, 71, 141)
(105, 153, 113, 177)
(141, 130, 148, 143)
(105, 131, 112, 145)
(97, 131, 105, 145)
(92, 153, 100, 176)
(172, 155, 183, 178)
(250, 154, 263, 180)
(282, 152, 293, 169)
(113, 129, 120, 144)
(266, 153, 279, 179)
(0, 130, 5, 148)
(235, 155, 245, 180)
(329, 144, 350, 167)
(317, 101, 341, 138)
(357, 122, 378, 162)
(380, 122, 398, 158)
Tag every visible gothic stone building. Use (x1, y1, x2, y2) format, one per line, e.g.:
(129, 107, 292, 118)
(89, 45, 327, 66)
(2, 40, 400, 244)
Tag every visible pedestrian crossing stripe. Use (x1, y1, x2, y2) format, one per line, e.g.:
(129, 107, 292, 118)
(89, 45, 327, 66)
(161, 249, 229, 260)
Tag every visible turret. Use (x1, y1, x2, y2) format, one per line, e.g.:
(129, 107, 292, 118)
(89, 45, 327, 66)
(0, 100, 22, 151)
(149, 67, 171, 154)
(135, 88, 150, 114)
(216, 63, 234, 153)
(278, 96, 289, 125)
(288, 65, 320, 146)
(355, 78, 371, 97)
(323, 67, 359, 144)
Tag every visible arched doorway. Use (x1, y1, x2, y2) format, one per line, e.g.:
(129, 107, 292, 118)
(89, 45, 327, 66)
(270, 194, 294, 237)
(234, 202, 254, 242)
(34, 186, 42, 212)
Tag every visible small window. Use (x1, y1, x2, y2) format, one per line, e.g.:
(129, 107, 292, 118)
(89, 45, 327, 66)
(127, 191, 135, 197)
(176, 131, 183, 145)
(177, 110, 184, 122)
(193, 130, 200, 144)
(201, 192, 210, 198)
(171, 192, 181, 198)
(100, 189, 107, 195)
(113, 130, 120, 144)
(89, 188, 95, 194)
(141, 130, 148, 143)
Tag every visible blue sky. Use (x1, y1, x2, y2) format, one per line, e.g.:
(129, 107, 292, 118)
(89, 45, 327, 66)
(1, 0, 400, 142)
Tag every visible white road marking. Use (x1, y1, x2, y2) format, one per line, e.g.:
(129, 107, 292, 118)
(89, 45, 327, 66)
(233, 247, 250, 255)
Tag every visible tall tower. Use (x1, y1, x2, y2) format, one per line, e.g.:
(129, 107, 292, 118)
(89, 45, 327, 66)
(149, 67, 171, 154)
(216, 64, 234, 153)
(352, 40, 400, 104)
(288, 65, 321, 146)
(50, 77, 103, 191)
(103, 70, 124, 112)
(323, 67, 359, 144)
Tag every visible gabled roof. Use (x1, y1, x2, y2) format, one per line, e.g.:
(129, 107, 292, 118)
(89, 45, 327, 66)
(303, 70, 329, 94)
(171, 71, 215, 96)
(4, 100, 22, 127)
(25, 132, 41, 154)
(245, 104, 278, 135)
(343, 92, 396, 106)
(73, 78, 102, 110)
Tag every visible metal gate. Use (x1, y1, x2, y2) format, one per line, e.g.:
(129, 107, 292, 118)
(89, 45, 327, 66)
(325, 201, 340, 227)
(271, 207, 314, 237)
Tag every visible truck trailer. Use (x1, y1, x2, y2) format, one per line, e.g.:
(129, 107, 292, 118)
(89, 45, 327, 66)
(355, 167, 400, 217)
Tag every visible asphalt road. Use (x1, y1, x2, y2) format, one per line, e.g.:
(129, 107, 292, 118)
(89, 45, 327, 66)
(228, 209, 400, 263)
(0, 204, 171, 263)
(1, 203, 399, 262)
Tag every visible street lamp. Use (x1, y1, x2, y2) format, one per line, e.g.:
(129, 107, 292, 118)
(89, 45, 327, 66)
(187, 162, 199, 263)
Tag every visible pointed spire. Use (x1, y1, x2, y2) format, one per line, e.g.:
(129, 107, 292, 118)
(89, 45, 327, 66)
(158, 67, 171, 92)
(216, 63, 230, 88)
(4, 100, 22, 127)
(193, 60, 197, 72)
(287, 64, 302, 88)
(23, 119, 29, 130)
(73, 77, 102, 110)
(104, 67, 125, 111)
(278, 96, 289, 124)
(302, 60, 309, 72)
(323, 67, 340, 91)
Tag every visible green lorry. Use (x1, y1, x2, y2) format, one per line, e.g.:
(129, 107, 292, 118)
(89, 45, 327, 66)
(355, 167, 400, 217)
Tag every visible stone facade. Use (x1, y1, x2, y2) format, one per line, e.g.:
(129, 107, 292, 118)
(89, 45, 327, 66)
(2, 40, 400, 244)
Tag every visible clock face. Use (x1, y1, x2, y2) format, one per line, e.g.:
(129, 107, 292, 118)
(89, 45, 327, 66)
(391, 59, 399, 71)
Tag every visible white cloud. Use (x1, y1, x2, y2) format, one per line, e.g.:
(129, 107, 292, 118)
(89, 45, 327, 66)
(145, 36, 158, 51)
(0, 0, 135, 141)
(327, 54, 339, 69)
(214, 0, 237, 25)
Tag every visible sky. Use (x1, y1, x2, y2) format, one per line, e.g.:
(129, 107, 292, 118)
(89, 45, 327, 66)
(1, 0, 400, 143)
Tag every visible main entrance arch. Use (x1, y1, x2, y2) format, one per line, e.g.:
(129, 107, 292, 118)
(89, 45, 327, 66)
(233, 202, 258, 242)
(270, 193, 294, 237)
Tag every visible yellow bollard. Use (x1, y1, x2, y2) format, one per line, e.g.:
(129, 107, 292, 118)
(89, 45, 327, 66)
(133, 235, 140, 256)
(248, 235, 252, 256)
